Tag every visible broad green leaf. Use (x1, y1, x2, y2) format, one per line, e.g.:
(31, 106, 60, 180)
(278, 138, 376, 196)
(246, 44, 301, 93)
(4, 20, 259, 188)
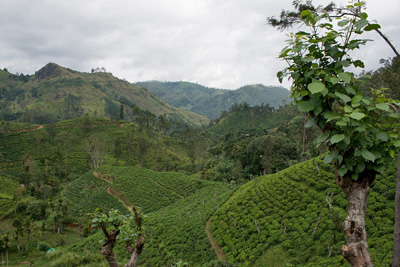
(302, 57, 314, 62)
(355, 19, 368, 30)
(313, 105, 323, 115)
(297, 100, 315, 112)
(316, 132, 329, 144)
(376, 132, 389, 141)
(345, 86, 356, 95)
(359, 12, 368, 20)
(301, 10, 312, 17)
(361, 149, 376, 162)
(349, 112, 365, 120)
(305, 118, 317, 128)
(339, 72, 352, 83)
(324, 151, 338, 164)
(322, 111, 341, 122)
(393, 140, 400, 147)
(344, 105, 353, 113)
(335, 92, 351, 103)
(330, 134, 345, 144)
(337, 155, 343, 165)
(330, 77, 340, 84)
(338, 19, 350, 27)
(376, 102, 389, 111)
(340, 60, 351, 67)
(308, 82, 326, 94)
(364, 23, 381, 31)
(336, 120, 347, 126)
(362, 98, 371, 105)
(301, 90, 309, 96)
(356, 162, 366, 173)
(321, 88, 329, 96)
(338, 166, 348, 177)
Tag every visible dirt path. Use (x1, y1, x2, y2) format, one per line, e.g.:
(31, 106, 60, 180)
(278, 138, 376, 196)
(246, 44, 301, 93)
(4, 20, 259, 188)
(0, 122, 131, 134)
(94, 169, 225, 261)
(205, 217, 227, 261)
(0, 125, 44, 133)
(107, 186, 134, 210)
(93, 170, 134, 211)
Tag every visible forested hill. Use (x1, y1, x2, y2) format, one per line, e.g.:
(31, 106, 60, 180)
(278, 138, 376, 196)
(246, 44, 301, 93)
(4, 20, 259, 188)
(0, 63, 209, 127)
(136, 81, 290, 119)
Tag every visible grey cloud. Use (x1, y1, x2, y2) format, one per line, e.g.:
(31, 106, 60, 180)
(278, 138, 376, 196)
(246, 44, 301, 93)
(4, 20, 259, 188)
(0, 0, 399, 89)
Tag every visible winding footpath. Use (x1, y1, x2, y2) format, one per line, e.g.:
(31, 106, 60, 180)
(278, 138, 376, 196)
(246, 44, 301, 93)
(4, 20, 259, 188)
(93, 170, 226, 261)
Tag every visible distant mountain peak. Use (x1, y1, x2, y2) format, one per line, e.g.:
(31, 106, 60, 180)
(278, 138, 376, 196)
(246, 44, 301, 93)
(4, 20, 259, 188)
(35, 62, 66, 79)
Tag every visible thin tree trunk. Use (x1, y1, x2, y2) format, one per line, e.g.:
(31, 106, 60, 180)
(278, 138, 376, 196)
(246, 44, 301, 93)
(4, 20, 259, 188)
(392, 153, 400, 267)
(336, 171, 374, 267)
(125, 234, 145, 267)
(25, 233, 30, 252)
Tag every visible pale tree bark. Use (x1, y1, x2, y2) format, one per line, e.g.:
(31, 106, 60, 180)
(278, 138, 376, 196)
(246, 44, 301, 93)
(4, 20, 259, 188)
(124, 234, 145, 267)
(336, 167, 375, 267)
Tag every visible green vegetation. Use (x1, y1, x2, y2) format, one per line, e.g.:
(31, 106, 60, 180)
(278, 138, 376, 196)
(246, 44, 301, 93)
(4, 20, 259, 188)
(211, 157, 396, 266)
(137, 81, 289, 119)
(0, 176, 19, 217)
(275, 1, 400, 264)
(1, 7, 399, 264)
(0, 63, 209, 127)
(65, 166, 235, 266)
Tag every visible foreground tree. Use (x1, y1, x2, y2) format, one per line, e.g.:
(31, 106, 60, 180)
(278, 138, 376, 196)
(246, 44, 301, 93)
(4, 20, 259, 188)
(90, 208, 146, 267)
(275, 1, 400, 266)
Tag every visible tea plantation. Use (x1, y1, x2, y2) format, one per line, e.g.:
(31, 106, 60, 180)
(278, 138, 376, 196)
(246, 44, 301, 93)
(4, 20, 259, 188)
(211, 157, 396, 266)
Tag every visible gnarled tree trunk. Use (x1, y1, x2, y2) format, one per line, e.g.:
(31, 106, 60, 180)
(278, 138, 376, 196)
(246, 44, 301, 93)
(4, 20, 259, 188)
(101, 228, 120, 267)
(124, 234, 145, 267)
(336, 169, 375, 267)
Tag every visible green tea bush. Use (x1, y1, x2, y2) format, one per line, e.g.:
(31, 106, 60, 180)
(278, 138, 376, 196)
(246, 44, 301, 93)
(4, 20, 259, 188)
(211, 157, 396, 266)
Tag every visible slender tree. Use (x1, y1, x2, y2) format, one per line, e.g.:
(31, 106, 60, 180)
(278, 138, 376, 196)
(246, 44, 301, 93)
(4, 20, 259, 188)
(275, 2, 400, 266)
(270, 1, 400, 265)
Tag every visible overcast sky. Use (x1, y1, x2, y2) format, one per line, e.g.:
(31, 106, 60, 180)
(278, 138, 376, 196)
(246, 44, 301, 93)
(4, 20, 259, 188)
(1, 0, 399, 90)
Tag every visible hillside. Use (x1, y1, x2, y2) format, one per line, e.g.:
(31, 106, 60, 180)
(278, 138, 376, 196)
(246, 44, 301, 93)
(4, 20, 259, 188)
(136, 81, 290, 119)
(200, 104, 323, 181)
(65, 165, 235, 266)
(0, 63, 209, 127)
(206, 104, 296, 138)
(0, 117, 196, 182)
(210, 157, 396, 266)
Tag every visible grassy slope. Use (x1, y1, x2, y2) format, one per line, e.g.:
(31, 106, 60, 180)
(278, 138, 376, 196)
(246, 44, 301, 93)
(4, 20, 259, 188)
(211, 157, 395, 266)
(0, 63, 209, 127)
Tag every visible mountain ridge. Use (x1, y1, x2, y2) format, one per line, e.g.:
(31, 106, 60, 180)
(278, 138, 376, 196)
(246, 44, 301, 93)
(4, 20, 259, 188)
(136, 81, 290, 119)
(0, 63, 209, 127)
